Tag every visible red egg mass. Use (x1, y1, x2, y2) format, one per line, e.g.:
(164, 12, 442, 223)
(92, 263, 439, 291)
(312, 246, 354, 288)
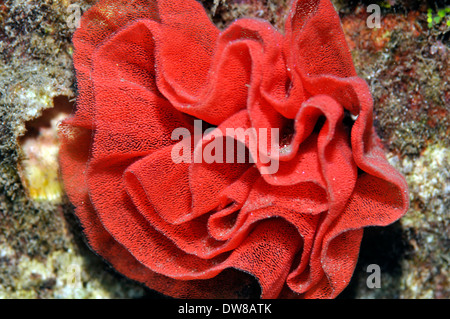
(59, 0, 409, 298)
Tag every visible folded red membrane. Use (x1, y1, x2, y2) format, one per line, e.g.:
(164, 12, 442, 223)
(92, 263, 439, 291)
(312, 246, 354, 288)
(59, 0, 409, 298)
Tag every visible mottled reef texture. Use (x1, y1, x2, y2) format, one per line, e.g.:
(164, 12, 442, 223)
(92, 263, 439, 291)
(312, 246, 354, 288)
(0, 0, 448, 298)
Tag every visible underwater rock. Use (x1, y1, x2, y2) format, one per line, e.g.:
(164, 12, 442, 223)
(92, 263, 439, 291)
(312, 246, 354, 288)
(0, 0, 448, 299)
